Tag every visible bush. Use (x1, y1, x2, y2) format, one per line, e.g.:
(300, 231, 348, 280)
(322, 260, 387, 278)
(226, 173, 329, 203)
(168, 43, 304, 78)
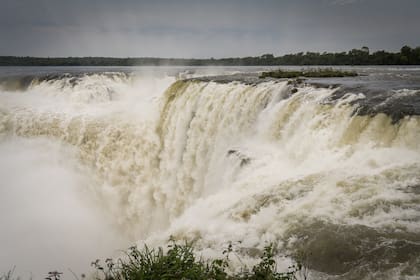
(260, 68, 358, 79)
(0, 268, 18, 280)
(91, 240, 302, 280)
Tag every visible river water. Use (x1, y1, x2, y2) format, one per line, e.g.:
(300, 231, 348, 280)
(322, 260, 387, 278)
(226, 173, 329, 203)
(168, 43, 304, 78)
(0, 66, 419, 279)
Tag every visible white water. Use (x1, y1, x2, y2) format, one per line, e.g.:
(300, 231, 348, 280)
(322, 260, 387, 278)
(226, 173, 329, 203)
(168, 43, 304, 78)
(0, 136, 128, 279)
(0, 71, 419, 279)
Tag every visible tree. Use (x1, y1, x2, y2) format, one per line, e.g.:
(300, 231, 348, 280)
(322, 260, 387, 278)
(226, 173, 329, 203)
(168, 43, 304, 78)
(401, 45, 412, 57)
(361, 46, 370, 54)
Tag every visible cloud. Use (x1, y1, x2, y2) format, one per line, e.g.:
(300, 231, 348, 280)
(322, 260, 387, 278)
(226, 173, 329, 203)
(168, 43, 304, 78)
(0, 0, 419, 57)
(330, 0, 364, 5)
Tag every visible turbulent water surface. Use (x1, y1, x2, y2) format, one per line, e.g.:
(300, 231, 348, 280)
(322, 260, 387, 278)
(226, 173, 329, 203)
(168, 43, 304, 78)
(0, 66, 419, 279)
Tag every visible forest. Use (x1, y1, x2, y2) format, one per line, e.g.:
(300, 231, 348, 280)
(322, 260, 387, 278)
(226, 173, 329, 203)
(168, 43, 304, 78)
(1, 46, 419, 66)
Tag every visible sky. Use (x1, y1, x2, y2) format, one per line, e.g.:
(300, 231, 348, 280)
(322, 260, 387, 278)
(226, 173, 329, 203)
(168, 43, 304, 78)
(0, 0, 419, 58)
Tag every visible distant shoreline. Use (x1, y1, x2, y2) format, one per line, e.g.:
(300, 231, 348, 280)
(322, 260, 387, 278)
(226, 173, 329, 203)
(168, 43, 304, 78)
(1, 45, 419, 66)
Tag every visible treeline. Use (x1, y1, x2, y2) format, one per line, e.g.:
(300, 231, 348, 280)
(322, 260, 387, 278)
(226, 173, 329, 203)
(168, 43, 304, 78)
(1, 46, 419, 66)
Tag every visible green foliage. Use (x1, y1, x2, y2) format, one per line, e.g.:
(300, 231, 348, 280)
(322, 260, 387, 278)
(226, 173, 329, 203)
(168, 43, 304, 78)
(90, 240, 302, 280)
(45, 271, 63, 280)
(240, 244, 301, 280)
(1, 45, 419, 66)
(259, 68, 358, 79)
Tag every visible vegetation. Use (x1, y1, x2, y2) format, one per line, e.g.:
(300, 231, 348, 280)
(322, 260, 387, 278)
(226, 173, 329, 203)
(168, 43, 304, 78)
(260, 68, 358, 79)
(0, 268, 17, 280)
(1, 241, 304, 280)
(1, 45, 419, 66)
(89, 240, 303, 280)
(0, 268, 65, 280)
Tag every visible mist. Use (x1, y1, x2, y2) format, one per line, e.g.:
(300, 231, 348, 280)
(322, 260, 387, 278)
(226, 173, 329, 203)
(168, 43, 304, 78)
(0, 136, 129, 278)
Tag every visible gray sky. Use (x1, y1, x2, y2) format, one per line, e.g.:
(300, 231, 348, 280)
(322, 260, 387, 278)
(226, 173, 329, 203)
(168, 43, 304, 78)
(1, 0, 419, 58)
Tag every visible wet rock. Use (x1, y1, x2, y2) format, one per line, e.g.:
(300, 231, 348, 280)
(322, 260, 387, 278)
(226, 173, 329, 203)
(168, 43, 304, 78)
(227, 149, 251, 167)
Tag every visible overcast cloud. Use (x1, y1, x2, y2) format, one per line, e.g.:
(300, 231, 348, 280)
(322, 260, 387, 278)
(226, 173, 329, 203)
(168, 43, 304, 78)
(0, 0, 419, 57)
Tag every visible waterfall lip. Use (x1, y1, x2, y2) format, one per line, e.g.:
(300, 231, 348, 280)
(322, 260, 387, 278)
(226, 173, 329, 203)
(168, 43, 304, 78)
(188, 72, 420, 123)
(188, 72, 263, 85)
(326, 85, 420, 123)
(0, 71, 133, 92)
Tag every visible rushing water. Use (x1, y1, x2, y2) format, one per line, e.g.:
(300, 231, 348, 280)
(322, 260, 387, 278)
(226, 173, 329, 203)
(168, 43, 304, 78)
(0, 66, 419, 279)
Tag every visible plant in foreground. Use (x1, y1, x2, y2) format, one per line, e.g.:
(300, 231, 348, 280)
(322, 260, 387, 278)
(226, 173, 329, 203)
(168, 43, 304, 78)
(0, 268, 18, 280)
(91, 240, 303, 280)
(45, 271, 63, 280)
